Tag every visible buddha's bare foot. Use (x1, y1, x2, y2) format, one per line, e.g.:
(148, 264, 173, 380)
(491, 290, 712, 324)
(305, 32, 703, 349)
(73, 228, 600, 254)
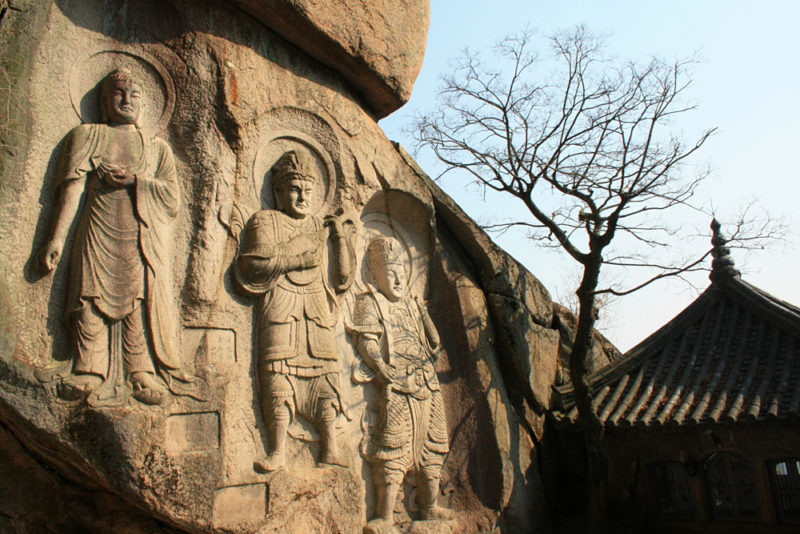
(420, 504, 454, 521)
(254, 451, 286, 473)
(130, 372, 166, 406)
(57, 374, 102, 401)
(363, 517, 399, 534)
(318, 449, 347, 468)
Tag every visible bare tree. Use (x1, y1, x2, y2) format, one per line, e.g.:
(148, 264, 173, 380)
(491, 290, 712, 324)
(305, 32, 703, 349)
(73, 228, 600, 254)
(414, 26, 725, 524)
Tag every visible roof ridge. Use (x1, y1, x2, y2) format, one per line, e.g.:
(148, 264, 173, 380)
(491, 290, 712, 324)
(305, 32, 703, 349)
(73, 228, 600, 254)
(723, 276, 800, 332)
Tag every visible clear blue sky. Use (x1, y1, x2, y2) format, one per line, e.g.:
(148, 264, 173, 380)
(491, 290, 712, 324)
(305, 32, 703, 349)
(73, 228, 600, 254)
(380, 1, 800, 351)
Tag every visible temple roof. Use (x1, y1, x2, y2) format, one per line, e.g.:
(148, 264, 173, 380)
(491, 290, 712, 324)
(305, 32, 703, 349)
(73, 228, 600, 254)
(553, 222, 800, 428)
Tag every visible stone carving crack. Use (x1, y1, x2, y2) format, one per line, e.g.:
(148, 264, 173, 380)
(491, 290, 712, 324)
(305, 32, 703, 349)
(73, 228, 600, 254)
(0, 2, 22, 31)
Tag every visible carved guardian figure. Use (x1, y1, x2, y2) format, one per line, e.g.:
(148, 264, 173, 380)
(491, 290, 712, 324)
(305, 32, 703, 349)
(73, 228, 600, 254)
(37, 68, 203, 406)
(349, 236, 453, 531)
(235, 150, 354, 472)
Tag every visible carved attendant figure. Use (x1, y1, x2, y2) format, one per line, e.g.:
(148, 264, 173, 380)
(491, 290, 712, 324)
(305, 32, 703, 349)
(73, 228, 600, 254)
(38, 68, 201, 405)
(349, 237, 453, 530)
(235, 150, 354, 472)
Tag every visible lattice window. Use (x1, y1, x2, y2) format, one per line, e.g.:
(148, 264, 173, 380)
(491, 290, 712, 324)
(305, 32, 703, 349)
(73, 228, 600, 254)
(768, 458, 800, 523)
(704, 452, 758, 520)
(647, 461, 696, 517)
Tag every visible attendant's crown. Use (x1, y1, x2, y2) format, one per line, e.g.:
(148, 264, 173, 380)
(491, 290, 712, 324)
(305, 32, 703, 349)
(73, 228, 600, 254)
(273, 150, 315, 188)
(366, 236, 405, 275)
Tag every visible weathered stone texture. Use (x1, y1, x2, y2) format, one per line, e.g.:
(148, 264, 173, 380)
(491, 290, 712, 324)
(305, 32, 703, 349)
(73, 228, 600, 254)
(0, 1, 615, 532)
(0, 422, 177, 533)
(231, 0, 429, 118)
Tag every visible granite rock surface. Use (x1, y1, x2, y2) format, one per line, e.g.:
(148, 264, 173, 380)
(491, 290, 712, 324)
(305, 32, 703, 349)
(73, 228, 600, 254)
(0, 1, 615, 532)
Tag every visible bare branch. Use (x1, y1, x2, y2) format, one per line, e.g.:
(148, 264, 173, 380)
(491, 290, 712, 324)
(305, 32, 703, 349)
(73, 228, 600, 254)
(413, 26, 785, 517)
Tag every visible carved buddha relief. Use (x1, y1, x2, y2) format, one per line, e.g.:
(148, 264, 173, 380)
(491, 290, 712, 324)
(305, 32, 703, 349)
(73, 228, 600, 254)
(349, 236, 453, 532)
(235, 149, 356, 472)
(36, 68, 205, 406)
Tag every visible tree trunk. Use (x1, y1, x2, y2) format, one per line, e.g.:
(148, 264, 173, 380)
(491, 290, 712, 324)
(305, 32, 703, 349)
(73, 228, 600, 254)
(568, 255, 608, 532)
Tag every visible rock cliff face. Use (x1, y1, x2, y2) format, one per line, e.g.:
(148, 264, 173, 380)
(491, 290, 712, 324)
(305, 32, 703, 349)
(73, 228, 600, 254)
(230, 0, 430, 119)
(0, 1, 612, 532)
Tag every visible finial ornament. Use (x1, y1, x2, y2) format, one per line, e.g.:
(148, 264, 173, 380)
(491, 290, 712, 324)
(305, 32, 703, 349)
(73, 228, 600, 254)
(710, 218, 740, 282)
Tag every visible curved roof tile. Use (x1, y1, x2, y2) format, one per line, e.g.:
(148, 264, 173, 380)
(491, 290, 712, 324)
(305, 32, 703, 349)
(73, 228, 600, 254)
(553, 275, 800, 428)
